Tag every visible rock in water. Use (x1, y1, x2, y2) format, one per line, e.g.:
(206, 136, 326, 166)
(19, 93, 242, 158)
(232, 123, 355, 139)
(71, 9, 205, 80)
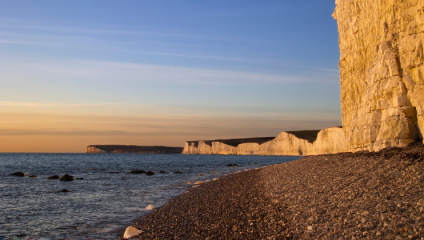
(145, 204, 154, 210)
(159, 170, 166, 173)
(48, 175, 60, 179)
(145, 171, 155, 176)
(226, 164, 238, 167)
(59, 174, 74, 181)
(123, 226, 142, 239)
(29, 175, 37, 178)
(174, 171, 183, 174)
(130, 170, 146, 174)
(11, 172, 25, 177)
(59, 189, 70, 192)
(194, 181, 203, 185)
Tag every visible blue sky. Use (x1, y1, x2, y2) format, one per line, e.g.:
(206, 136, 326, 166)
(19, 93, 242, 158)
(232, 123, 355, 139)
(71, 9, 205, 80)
(0, 1, 341, 152)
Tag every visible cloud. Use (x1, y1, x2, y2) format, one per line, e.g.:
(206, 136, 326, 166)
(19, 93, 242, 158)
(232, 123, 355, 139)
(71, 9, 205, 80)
(0, 101, 119, 108)
(0, 17, 242, 41)
(0, 17, 340, 75)
(0, 56, 305, 85)
(0, 39, 58, 46)
(0, 56, 338, 87)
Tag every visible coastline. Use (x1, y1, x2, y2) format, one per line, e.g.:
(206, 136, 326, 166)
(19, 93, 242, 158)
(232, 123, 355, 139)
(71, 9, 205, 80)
(123, 142, 424, 239)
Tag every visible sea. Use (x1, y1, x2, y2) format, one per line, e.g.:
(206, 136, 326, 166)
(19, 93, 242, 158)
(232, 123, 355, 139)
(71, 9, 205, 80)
(0, 153, 301, 240)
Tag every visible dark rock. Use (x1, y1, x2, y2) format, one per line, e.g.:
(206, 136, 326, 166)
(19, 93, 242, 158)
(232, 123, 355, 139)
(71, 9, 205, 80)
(159, 171, 167, 173)
(11, 172, 25, 177)
(59, 189, 70, 192)
(59, 174, 74, 181)
(109, 172, 120, 173)
(146, 171, 155, 176)
(226, 164, 238, 167)
(174, 171, 183, 174)
(75, 178, 84, 180)
(130, 170, 146, 174)
(29, 175, 37, 178)
(48, 175, 60, 179)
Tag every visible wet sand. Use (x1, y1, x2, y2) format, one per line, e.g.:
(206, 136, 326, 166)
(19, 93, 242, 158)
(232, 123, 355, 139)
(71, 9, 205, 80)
(124, 142, 424, 239)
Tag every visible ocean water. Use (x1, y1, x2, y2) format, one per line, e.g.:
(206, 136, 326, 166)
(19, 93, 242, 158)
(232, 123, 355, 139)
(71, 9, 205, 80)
(0, 153, 301, 239)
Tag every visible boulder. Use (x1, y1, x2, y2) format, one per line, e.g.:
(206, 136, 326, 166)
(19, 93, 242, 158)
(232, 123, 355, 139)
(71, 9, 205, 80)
(59, 189, 70, 192)
(59, 174, 74, 181)
(159, 171, 166, 173)
(145, 171, 155, 176)
(123, 226, 142, 239)
(226, 164, 238, 167)
(174, 171, 183, 174)
(130, 170, 146, 174)
(29, 175, 37, 178)
(145, 204, 154, 210)
(48, 175, 60, 179)
(11, 172, 25, 177)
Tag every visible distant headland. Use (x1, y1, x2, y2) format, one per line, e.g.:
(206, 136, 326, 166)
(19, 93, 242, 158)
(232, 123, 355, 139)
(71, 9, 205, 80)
(87, 145, 183, 154)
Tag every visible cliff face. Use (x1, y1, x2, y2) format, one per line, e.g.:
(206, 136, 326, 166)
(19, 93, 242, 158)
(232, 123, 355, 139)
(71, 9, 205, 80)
(182, 127, 350, 156)
(333, 0, 424, 151)
(87, 146, 108, 153)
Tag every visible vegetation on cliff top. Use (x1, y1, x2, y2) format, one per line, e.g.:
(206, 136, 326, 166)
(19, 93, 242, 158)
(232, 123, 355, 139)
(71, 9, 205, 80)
(187, 129, 326, 147)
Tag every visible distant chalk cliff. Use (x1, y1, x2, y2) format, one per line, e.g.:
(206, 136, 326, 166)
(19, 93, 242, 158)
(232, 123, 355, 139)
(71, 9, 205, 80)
(182, 128, 349, 156)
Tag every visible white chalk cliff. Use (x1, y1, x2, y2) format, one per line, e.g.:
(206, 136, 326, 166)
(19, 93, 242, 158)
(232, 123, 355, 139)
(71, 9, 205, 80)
(182, 127, 350, 156)
(333, 0, 424, 152)
(183, 0, 424, 156)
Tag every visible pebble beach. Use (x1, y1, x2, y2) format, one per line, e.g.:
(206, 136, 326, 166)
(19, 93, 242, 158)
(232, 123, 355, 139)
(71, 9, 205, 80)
(125, 142, 424, 239)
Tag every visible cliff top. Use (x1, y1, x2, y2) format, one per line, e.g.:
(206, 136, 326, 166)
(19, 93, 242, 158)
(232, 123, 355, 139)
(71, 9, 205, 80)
(286, 130, 322, 143)
(187, 137, 275, 147)
(186, 129, 329, 147)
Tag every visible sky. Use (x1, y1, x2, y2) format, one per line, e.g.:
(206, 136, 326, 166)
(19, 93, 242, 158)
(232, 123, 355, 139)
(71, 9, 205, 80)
(0, 0, 341, 153)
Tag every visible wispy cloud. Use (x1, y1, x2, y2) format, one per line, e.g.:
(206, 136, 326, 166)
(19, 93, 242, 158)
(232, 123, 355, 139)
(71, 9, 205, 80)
(0, 56, 315, 85)
(0, 17, 244, 41)
(0, 101, 119, 108)
(0, 39, 59, 46)
(0, 17, 340, 74)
